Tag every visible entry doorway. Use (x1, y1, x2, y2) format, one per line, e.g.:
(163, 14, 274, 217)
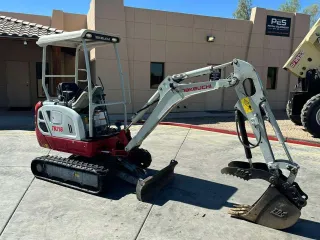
(6, 61, 31, 108)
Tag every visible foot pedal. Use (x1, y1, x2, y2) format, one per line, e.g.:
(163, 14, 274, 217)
(228, 185, 301, 230)
(136, 160, 178, 202)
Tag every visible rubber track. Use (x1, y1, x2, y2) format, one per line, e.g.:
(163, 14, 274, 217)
(301, 93, 320, 136)
(31, 155, 109, 194)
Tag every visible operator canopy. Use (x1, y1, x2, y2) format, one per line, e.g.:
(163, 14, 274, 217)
(36, 29, 121, 49)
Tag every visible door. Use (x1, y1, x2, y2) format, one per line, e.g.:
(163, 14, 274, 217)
(6, 61, 31, 107)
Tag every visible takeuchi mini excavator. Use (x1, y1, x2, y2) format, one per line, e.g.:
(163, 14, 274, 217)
(32, 29, 307, 230)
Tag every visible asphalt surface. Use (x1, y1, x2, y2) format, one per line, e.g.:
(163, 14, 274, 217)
(0, 124, 320, 240)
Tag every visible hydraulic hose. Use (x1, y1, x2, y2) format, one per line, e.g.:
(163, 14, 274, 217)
(235, 110, 261, 149)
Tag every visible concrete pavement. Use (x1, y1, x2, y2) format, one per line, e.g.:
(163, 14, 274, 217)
(0, 125, 319, 240)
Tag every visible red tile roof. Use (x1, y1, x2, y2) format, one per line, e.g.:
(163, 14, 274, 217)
(0, 15, 63, 38)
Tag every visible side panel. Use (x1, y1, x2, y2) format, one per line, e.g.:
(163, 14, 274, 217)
(42, 131, 129, 158)
(37, 104, 86, 140)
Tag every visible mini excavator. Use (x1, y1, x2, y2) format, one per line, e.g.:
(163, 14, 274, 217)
(32, 29, 308, 230)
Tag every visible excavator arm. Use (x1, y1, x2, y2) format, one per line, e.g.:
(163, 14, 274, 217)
(126, 59, 308, 230)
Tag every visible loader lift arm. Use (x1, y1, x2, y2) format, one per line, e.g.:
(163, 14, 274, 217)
(125, 59, 308, 230)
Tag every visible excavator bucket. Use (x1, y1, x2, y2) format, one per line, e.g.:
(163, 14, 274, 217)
(221, 161, 308, 229)
(228, 186, 301, 230)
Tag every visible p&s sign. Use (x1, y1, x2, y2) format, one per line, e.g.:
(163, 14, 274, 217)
(265, 15, 291, 37)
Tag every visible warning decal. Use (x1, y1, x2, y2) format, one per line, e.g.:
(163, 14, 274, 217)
(241, 97, 253, 113)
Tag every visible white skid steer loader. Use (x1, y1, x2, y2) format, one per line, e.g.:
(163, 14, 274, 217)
(32, 29, 307, 230)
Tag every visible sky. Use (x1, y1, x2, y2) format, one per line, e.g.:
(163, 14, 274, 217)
(0, 0, 318, 18)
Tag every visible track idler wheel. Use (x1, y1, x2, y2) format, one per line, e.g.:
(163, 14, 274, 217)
(229, 185, 301, 230)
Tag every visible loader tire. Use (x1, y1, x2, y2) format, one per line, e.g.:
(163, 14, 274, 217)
(286, 101, 302, 125)
(301, 93, 320, 137)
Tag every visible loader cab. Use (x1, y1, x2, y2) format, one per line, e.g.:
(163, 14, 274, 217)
(35, 29, 130, 139)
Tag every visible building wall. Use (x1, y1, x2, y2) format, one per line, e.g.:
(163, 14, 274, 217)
(0, 10, 87, 108)
(0, 38, 51, 107)
(246, 8, 310, 110)
(89, 0, 310, 114)
(0, 2, 311, 112)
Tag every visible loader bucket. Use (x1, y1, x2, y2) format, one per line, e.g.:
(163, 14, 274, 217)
(228, 185, 301, 230)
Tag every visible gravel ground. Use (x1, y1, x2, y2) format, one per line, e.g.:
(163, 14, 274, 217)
(167, 111, 320, 143)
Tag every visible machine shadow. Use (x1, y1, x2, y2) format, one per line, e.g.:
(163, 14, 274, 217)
(284, 218, 320, 239)
(101, 170, 237, 210)
(0, 110, 35, 131)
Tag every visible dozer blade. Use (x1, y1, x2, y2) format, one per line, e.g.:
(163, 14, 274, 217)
(136, 160, 178, 202)
(228, 185, 301, 230)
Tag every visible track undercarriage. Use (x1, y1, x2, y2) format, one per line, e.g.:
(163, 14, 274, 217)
(31, 149, 178, 202)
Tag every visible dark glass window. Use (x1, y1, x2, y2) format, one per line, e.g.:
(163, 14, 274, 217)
(150, 62, 164, 89)
(36, 62, 49, 79)
(267, 67, 278, 89)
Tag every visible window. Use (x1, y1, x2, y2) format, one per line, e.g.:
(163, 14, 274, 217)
(267, 67, 278, 89)
(36, 62, 50, 98)
(150, 62, 164, 89)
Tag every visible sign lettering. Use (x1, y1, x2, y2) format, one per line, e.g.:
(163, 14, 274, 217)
(52, 126, 63, 132)
(270, 208, 288, 218)
(290, 50, 304, 68)
(183, 84, 212, 93)
(266, 15, 291, 37)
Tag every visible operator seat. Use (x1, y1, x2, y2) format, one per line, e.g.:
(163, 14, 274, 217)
(57, 82, 83, 103)
(72, 86, 104, 110)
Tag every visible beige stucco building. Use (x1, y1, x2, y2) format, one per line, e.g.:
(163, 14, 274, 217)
(0, 0, 310, 114)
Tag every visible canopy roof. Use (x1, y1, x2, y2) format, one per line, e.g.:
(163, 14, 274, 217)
(36, 29, 121, 49)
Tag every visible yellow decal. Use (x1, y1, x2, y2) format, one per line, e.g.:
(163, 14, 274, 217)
(241, 97, 253, 113)
(73, 172, 79, 178)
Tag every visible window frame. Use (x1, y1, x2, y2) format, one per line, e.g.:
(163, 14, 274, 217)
(150, 62, 165, 89)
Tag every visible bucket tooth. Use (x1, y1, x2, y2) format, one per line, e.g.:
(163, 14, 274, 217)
(136, 160, 178, 202)
(229, 185, 301, 230)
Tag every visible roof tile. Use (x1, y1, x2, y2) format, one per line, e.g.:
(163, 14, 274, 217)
(0, 15, 63, 38)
